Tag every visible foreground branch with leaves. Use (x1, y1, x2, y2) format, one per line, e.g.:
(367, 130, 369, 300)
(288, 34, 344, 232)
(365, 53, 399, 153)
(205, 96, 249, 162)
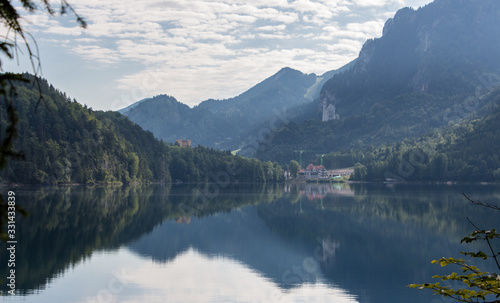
(409, 194, 500, 303)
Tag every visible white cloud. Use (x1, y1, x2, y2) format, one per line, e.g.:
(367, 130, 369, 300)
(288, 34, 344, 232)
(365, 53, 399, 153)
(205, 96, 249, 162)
(290, 0, 329, 13)
(257, 24, 287, 32)
(324, 40, 363, 54)
(115, 43, 357, 106)
(346, 19, 386, 37)
(8, 0, 434, 110)
(72, 45, 119, 64)
(353, 0, 405, 7)
(258, 33, 291, 40)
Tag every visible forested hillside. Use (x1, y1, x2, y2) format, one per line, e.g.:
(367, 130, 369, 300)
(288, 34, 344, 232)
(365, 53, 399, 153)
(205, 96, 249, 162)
(322, 89, 500, 182)
(256, 92, 479, 164)
(0, 75, 284, 184)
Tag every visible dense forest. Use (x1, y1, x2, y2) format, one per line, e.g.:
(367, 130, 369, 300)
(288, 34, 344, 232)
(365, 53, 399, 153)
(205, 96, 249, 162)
(0, 75, 284, 185)
(255, 92, 472, 165)
(321, 89, 500, 182)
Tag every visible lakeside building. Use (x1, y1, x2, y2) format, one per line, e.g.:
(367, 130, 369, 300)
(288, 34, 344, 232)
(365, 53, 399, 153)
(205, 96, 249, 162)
(299, 164, 328, 179)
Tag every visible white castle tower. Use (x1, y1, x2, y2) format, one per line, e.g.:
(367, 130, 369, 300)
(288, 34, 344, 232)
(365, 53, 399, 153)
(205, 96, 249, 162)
(322, 98, 339, 122)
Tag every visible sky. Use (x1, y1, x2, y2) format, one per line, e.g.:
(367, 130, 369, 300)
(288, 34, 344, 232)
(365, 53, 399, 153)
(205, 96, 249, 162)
(3, 0, 432, 111)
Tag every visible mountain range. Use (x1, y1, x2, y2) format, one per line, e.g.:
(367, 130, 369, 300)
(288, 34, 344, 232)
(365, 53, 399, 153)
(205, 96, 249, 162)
(255, 0, 500, 166)
(117, 0, 500, 181)
(119, 63, 354, 150)
(320, 0, 500, 118)
(120, 0, 500, 161)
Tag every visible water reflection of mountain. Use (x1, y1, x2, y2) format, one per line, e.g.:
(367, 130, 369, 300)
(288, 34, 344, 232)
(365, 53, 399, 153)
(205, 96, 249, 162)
(126, 183, 356, 290)
(0, 184, 282, 293)
(0, 185, 170, 293)
(2, 183, 499, 302)
(263, 183, 500, 303)
(128, 183, 500, 303)
(128, 199, 441, 302)
(128, 206, 329, 287)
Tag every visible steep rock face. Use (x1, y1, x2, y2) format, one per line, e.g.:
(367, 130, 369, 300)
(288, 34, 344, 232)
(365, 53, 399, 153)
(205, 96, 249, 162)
(320, 0, 500, 118)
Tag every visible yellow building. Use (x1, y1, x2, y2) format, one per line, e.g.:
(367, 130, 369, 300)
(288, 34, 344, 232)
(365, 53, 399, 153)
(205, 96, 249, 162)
(176, 139, 191, 147)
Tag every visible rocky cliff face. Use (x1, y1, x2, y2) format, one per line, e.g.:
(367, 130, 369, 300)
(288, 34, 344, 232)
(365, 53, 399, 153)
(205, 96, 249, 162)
(320, 0, 500, 118)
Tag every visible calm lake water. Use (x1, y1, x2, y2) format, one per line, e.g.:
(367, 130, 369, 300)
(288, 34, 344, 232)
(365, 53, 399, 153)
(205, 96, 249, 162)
(1, 183, 499, 303)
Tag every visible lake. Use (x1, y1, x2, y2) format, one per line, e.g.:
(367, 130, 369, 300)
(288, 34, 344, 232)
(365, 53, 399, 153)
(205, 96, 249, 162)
(1, 183, 499, 303)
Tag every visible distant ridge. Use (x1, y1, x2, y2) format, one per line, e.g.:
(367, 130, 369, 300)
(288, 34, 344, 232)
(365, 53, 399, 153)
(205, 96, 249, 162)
(118, 97, 148, 115)
(119, 64, 350, 149)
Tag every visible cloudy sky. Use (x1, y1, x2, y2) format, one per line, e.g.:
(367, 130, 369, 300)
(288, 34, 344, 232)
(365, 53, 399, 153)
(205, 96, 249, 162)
(4, 0, 432, 110)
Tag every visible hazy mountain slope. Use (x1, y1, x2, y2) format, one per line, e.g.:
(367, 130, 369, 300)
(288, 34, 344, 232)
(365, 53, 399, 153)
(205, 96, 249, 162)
(124, 95, 194, 142)
(118, 98, 148, 116)
(256, 0, 500, 165)
(120, 65, 348, 149)
(304, 60, 355, 101)
(196, 67, 316, 113)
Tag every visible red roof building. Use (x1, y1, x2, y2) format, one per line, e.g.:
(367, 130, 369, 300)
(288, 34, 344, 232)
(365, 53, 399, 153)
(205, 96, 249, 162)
(304, 164, 328, 179)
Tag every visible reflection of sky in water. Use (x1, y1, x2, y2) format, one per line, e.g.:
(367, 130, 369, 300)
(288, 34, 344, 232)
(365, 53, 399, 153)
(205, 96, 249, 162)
(2, 247, 357, 303)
